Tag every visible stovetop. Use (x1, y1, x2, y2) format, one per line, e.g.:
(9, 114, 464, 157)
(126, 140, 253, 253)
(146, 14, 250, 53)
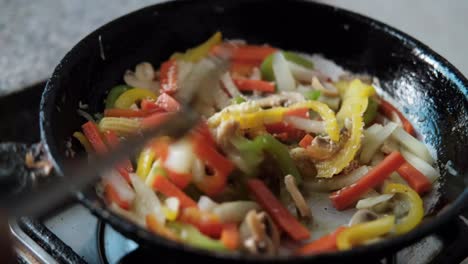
(1, 82, 468, 264)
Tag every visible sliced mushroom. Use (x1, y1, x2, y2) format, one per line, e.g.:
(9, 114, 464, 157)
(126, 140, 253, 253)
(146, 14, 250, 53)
(254, 92, 305, 108)
(284, 175, 312, 219)
(305, 135, 342, 160)
(348, 209, 379, 226)
(240, 210, 280, 255)
(290, 148, 317, 180)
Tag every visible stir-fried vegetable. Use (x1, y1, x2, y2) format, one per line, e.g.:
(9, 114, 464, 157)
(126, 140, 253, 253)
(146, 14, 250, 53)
(383, 183, 424, 234)
(78, 34, 439, 256)
(336, 215, 395, 250)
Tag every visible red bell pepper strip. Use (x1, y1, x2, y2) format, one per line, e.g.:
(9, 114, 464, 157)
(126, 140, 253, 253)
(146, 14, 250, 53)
(247, 179, 310, 241)
(233, 79, 275, 93)
(299, 134, 314, 148)
(397, 162, 432, 194)
(221, 223, 240, 250)
(160, 59, 178, 94)
(179, 207, 224, 238)
(82, 121, 108, 154)
(265, 122, 305, 141)
(192, 121, 216, 148)
(152, 174, 197, 209)
(378, 99, 415, 136)
(165, 169, 192, 190)
(104, 108, 160, 118)
(295, 226, 347, 255)
(104, 184, 132, 210)
(102, 130, 134, 182)
(231, 45, 278, 63)
(192, 133, 235, 196)
(285, 107, 309, 118)
(141, 99, 164, 111)
(330, 151, 406, 210)
(141, 112, 172, 129)
(156, 93, 180, 112)
(229, 61, 256, 77)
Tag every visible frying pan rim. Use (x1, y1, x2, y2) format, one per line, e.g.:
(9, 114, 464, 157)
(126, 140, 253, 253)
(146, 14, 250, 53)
(39, 0, 468, 261)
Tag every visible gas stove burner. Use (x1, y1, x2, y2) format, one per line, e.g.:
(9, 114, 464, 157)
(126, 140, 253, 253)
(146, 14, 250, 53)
(97, 220, 137, 264)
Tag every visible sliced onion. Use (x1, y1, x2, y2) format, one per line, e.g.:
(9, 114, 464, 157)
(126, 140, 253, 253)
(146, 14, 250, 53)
(130, 173, 165, 224)
(191, 156, 206, 183)
(304, 166, 370, 192)
(391, 126, 434, 164)
(287, 61, 329, 82)
(77, 109, 95, 122)
(311, 76, 339, 97)
(360, 122, 398, 164)
(272, 52, 295, 91)
(284, 116, 325, 134)
(164, 139, 195, 174)
(220, 72, 241, 98)
(356, 194, 394, 209)
(400, 149, 439, 182)
(250, 67, 261, 80)
(317, 95, 340, 111)
(309, 54, 345, 82)
(212, 201, 260, 223)
(135, 62, 155, 81)
(102, 169, 135, 207)
(198, 196, 219, 212)
(177, 60, 194, 84)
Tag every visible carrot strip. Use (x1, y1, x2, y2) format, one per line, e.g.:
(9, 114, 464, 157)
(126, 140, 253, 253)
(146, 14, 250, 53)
(82, 121, 107, 154)
(146, 214, 180, 241)
(397, 162, 432, 194)
(299, 134, 314, 148)
(221, 223, 240, 250)
(378, 99, 415, 136)
(295, 226, 347, 255)
(152, 175, 197, 209)
(231, 45, 277, 63)
(179, 207, 223, 238)
(141, 112, 172, 129)
(102, 130, 134, 182)
(247, 179, 310, 241)
(285, 107, 309, 118)
(330, 151, 406, 210)
(230, 61, 257, 77)
(233, 79, 275, 93)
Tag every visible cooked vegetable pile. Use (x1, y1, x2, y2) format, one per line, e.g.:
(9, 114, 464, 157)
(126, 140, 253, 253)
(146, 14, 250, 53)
(73, 32, 439, 256)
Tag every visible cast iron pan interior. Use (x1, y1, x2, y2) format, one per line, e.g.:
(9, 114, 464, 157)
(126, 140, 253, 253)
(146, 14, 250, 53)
(40, 0, 468, 262)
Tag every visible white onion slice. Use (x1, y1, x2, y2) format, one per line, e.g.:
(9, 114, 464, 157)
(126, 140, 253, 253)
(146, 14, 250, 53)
(135, 62, 155, 81)
(273, 52, 296, 91)
(287, 61, 329, 82)
(400, 149, 439, 182)
(284, 116, 325, 134)
(317, 95, 340, 111)
(198, 196, 219, 212)
(191, 157, 206, 183)
(102, 169, 135, 207)
(250, 67, 261, 80)
(360, 122, 398, 164)
(212, 201, 260, 223)
(164, 139, 195, 174)
(130, 173, 165, 224)
(304, 166, 370, 192)
(356, 194, 394, 209)
(220, 72, 241, 98)
(391, 126, 434, 164)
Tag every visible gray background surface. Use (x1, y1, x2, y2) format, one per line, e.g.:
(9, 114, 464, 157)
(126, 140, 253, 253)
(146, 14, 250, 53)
(1, 0, 467, 95)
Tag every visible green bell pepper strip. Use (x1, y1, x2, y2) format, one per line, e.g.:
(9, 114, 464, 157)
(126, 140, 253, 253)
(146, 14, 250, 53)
(167, 222, 227, 252)
(261, 51, 314, 81)
(232, 134, 302, 185)
(363, 97, 378, 125)
(231, 96, 246, 105)
(105, 85, 131, 109)
(304, 90, 321, 101)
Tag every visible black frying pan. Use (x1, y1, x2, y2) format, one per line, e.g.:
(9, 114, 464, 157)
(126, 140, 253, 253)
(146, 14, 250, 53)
(36, 0, 468, 263)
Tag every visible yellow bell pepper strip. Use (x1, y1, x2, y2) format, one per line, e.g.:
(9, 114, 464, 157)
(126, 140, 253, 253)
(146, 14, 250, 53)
(72, 131, 93, 153)
(114, 88, 158, 109)
(136, 147, 157, 180)
(209, 100, 339, 142)
(336, 215, 395, 250)
(171, 31, 222, 62)
(288, 101, 340, 142)
(383, 183, 424, 235)
(105, 85, 131, 108)
(261, 51, 314, 81)
(167, 222, 227, 252)
(315, 79, 375, 178)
